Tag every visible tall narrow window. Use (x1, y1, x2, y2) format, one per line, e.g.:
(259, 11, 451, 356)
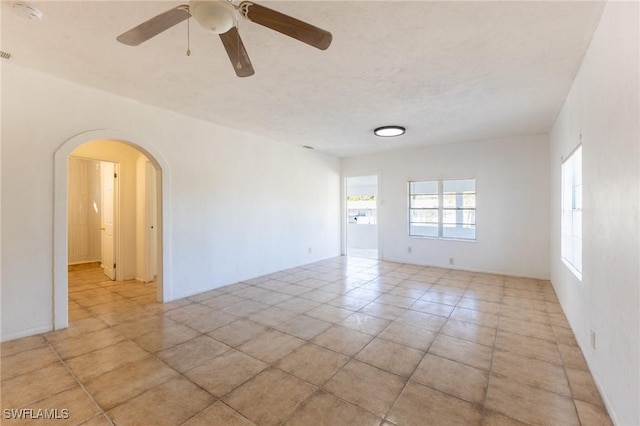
(409, 179, 476, 240)
(561, 145, 582, 279)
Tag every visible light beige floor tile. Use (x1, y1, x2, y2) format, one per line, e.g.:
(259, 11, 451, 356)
(246, 306, 298, 327)
(185, 349, 268, 397)
(275, 343, 349, 386)
(457, 297, 501, 314)
(132, 322, 201, 353)
(156, 335, 231, 373)
(276, 297, 321, 314)
(387, 381, 482, 426)
(497, 316, 555, 341)
(238, 329, 305, 363)
(358, 302, 407, 321)
(0, 345, 61, 381)
(16, 386, 101, 426)
(305, 305, 353, 323)
(312, 326, 374, 356)
(66, 340, 149, 381)
(375, 294, 416, 309)
(396, 310, 447, 332)
(1, 363, 77, 409)
(182, 401, 255, 426)
(328, 295, 372, 311)
(323, 360, 406, 417)
(1, 335, 47, 357)
(565, 367, 605, 407)
(485, 375, 579, 425)
(77, 415, 113, 426)
(428, 334, 493, 370)
(340, 312, 391, 335)
(107, 376, 214, 425)
(481, 410, 530, 425)
(409, 300, 455, 317)
(440, 319, 496, 347)
(491, 349, 571, 396)
(276, 315, 333, 340)
(84, 356, 178, 410)
(207, 319, 269, 347)
(558, 343, 590, 371)
(574, 400, 613, 426)
(412, 353, 489, 404)
(494, 329, 562, 365)
(224, 368, 316, 426)
(355, 338, 424, 377)
(419, 291, 461, 306)
(285, 390, 382, 426)
(450, 307, 498, 328)
(50, 328, 126, 360)
(377, 322, 437, 351)
(44, 317, 108, 342)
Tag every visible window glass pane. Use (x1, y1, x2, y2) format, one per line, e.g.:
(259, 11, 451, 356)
(410, 181, 438, 194)
(443, 179, 475, 193)
(410, 209, 438, 223)
(443, 225, 475, 240)
(410, 223, 438, 237)
(561, 146, 582, 278)
(411, 194, 438, 209)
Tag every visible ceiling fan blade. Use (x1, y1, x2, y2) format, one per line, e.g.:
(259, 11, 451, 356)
(239, 2, 332, 50)
(219, 27, 255, 78)
(117, 5, 190, 46)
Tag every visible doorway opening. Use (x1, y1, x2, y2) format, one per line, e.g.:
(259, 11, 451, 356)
(345, 175, 379, 259)
(65, 139, 161, 322)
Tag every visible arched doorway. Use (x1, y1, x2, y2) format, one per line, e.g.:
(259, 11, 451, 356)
(53, 130, 169, 330)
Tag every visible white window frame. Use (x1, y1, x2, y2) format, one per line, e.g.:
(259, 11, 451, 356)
(408, 179, 476, 241)
(561, 145, 583, 280)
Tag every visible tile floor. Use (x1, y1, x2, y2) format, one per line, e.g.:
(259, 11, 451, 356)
(1, 256, 613, 425)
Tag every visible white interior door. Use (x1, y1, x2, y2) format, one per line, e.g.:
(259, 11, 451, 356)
(101, 162, 116, 280)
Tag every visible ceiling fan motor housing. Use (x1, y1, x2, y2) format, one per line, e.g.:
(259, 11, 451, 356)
(190, 0, 237, 34)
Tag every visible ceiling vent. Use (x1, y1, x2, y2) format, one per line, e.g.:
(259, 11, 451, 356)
(0, 51, 13, 61)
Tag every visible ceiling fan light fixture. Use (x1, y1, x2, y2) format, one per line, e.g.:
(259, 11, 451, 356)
(190, 0, 237, 34)
(374, 126, 406, 137)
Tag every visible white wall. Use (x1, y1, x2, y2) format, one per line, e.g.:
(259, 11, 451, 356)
(1, 64, 341, 341)
(342, 134, 550, 279)
(549, 2, 639, 425)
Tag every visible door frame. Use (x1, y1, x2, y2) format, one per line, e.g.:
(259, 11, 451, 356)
(53, 130, 170, 330)
(343, 173, 381, 259)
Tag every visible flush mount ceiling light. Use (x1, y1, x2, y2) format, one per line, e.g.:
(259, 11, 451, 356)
(374, 126, 406, 137)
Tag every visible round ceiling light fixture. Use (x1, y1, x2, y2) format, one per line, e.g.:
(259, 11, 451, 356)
(374, 126, 406, 137)
(190, 0, 237, 34)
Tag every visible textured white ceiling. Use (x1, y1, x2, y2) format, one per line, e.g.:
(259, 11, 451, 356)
(1, 1, 604, 157)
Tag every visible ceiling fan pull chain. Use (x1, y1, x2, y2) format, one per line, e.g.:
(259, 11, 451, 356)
(236, 23, 242, 69)
(186, 12, 191, 57)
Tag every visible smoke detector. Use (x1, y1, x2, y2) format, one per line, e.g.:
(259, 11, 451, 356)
(11, 2, 43, 21)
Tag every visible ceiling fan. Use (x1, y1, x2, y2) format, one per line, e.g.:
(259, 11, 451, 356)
(116, 0, 332, 77)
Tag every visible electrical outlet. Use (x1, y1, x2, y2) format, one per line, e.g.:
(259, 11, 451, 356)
(407, 246, 412, 253)
(590, 330, 596, 350)
(449, 257, 454, 265)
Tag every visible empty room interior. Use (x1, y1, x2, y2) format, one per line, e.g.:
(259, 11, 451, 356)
(1, 1, 638, 425)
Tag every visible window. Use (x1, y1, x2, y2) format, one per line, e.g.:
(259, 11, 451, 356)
(561, 145, 582, 279)
(409, 179, 476, 240)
